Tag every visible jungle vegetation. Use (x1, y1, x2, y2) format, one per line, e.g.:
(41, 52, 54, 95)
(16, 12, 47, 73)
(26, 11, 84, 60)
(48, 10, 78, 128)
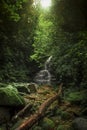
(0, 0, 87, 89)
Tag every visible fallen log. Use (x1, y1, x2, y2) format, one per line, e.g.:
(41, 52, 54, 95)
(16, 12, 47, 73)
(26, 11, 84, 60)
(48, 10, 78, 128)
(15, 84, 63, 130)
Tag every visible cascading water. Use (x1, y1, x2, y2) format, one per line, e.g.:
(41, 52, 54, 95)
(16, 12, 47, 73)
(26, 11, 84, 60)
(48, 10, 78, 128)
(34, 56, 52, 85)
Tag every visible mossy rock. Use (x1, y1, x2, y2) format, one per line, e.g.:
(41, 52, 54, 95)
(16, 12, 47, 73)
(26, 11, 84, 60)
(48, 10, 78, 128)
(56, 109, 71, 120)
(67, 90, 87, 105)
(56, 125, 71, 130)
(41, 117, 55, 130)
(0, 86, 25, 107)
(60, 111, 71, 120)
(56, 125, 65, 130)
(32, 126, 42, 130)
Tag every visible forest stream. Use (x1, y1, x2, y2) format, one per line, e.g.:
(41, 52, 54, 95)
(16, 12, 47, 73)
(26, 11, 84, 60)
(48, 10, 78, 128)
(0, 0, 87, 130)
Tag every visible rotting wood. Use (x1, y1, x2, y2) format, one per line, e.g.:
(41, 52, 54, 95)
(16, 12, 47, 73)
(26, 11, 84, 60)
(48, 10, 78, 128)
(15, 84, 63, 130)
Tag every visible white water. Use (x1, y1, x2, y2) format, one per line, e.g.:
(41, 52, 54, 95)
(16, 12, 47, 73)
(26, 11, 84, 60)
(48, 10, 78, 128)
(34, 56, 52, 85)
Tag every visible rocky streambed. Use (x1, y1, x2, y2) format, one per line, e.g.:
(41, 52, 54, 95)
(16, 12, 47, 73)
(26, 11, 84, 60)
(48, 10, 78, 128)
(0, 83, 87, 130)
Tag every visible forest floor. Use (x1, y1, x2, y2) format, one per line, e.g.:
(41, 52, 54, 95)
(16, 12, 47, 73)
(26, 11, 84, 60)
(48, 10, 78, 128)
(11, 85, 82, 130)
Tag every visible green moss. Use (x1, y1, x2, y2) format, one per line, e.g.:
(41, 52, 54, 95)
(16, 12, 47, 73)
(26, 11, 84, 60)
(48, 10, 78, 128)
(56, 125, 71, 130)
(56, 109, 71, 120)
(41, 117, 55, 130)
(32, 126, 42, 130)
(0, 86, 25, 106)
(60, 111, 71, 120)
(67, 90, 87, 105)
(56, 125, 65, 130)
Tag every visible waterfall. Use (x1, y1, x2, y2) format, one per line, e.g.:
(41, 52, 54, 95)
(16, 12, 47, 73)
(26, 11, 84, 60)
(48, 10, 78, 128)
(45, 56, 52, 70)
(34, 56, 52, 85)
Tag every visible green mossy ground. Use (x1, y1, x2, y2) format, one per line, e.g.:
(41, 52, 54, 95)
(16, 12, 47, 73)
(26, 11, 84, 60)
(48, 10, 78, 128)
(0, 84, 86, 130)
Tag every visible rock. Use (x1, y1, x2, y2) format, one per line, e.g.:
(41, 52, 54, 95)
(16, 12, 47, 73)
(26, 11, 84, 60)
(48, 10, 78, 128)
(0, 86, 25, 107)
(71, 118, 87, 130)
(60, 111, 71, 120)
(56, 125, 69, 130)
(27, 83, 38, 93)
(0, 107, 10, 125)
(41, 117, 55, 130)
(33, 126, 42, 130)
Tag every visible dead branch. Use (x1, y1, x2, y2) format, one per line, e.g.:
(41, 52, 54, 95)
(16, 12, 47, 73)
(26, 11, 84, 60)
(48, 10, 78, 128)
(15, 84, 63, 130)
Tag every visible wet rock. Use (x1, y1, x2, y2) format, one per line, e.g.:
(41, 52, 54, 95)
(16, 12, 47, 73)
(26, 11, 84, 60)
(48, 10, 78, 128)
(71, 117, 87, 130)
(0, 86, 25, 107)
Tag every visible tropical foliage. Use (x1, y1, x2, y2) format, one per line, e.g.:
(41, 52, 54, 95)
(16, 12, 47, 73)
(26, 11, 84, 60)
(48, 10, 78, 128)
(0, 0, 38, 82)
(0, 0, 87, 88)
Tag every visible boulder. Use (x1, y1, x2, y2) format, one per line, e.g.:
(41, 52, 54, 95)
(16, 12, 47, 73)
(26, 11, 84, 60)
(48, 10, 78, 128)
(71, 118, 87, 130)
(0, 86, 25, 107)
